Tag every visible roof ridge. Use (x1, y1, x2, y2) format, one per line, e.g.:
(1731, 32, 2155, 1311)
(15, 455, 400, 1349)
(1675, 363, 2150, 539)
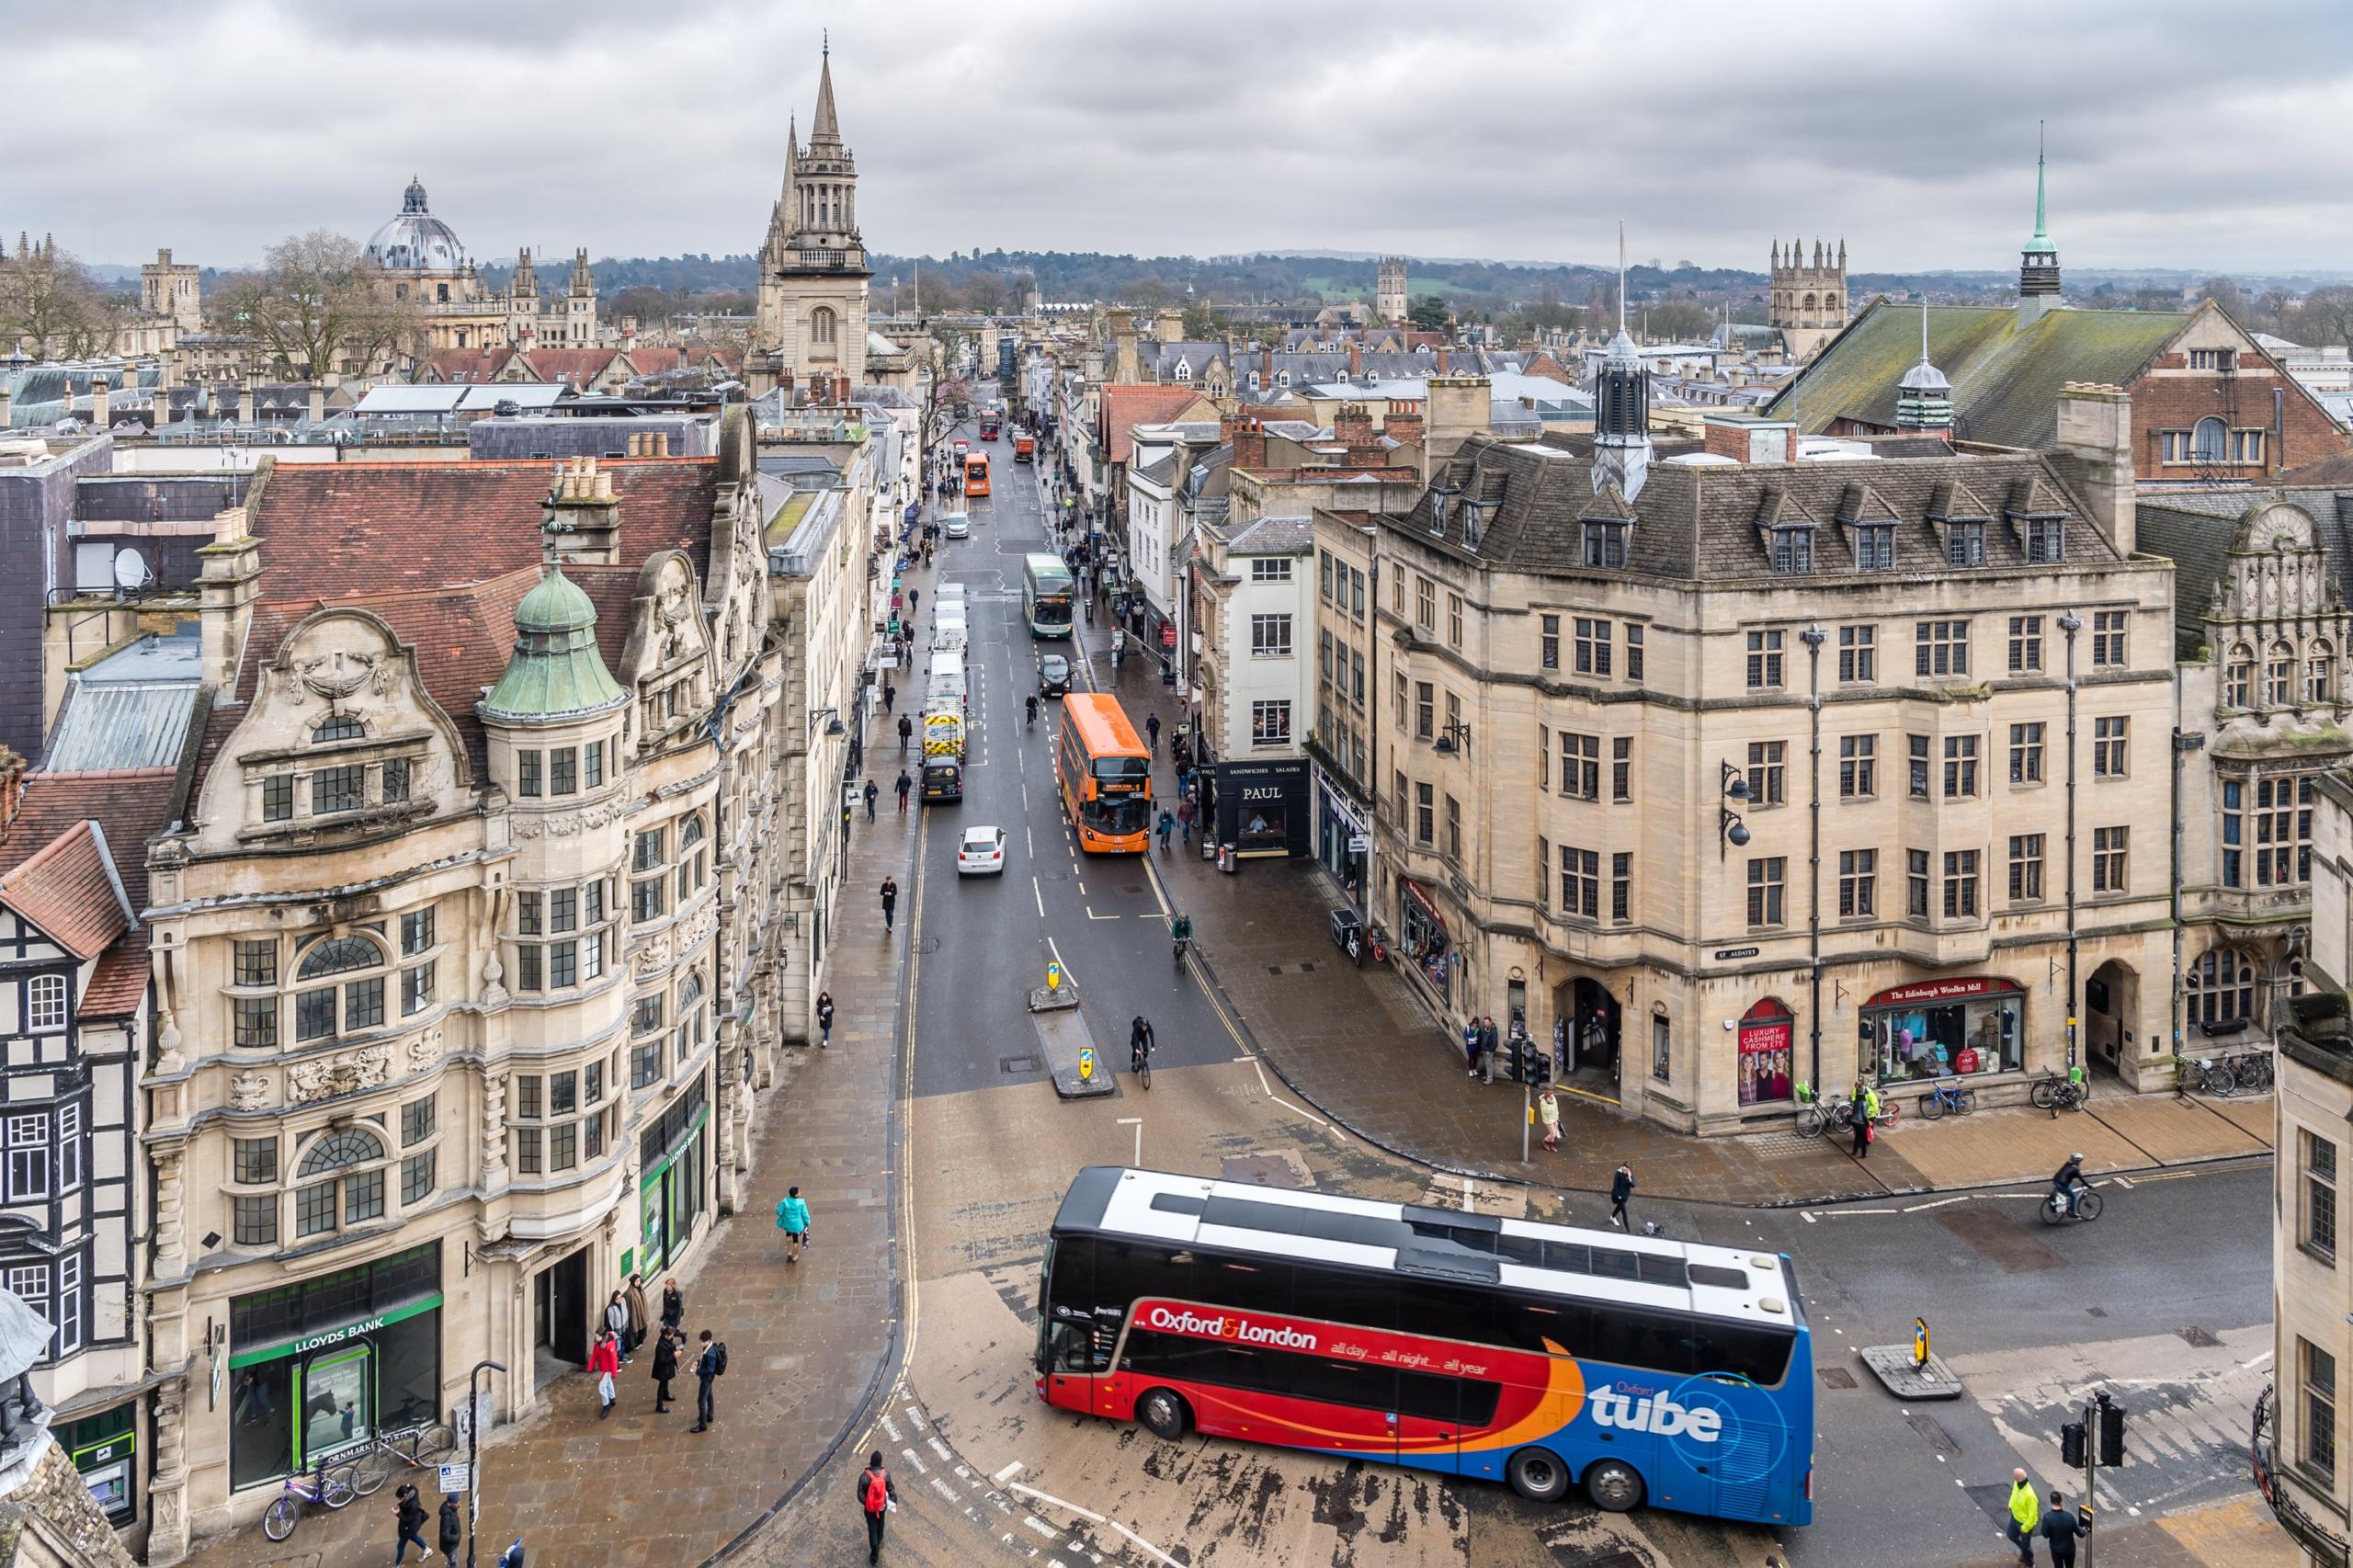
(0, 817, 97, 885)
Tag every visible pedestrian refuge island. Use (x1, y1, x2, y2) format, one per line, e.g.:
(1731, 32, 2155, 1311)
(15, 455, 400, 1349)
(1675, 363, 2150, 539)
(1029, 962, 1115, 1098)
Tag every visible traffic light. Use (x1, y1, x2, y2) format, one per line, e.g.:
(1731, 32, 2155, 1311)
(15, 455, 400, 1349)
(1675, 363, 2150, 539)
(1529, 1049, 1552, 1085)
(2061, 1421, 2086, 1469)
(2097, 1396, 2126, 1467)
(1506, 1034, 1528, 1083)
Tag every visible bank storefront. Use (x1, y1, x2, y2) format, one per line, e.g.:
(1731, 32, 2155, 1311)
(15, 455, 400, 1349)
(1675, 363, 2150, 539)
(1862, 976, 2025, 1085)
(227, 1242, 443, 1492)
(635, 1073, 710, 1277)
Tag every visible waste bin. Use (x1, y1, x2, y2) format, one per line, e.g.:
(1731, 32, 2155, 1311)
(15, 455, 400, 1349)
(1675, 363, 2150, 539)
(1218, 843, 1236, 874)
(1200, 835, 1217, 862)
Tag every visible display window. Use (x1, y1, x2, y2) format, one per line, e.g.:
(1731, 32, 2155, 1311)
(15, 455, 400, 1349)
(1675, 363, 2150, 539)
(1864, 977, 2023, 1083)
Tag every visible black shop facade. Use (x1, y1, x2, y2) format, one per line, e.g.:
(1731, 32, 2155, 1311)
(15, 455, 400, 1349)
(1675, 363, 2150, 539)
(1207, 757, 1311, 858)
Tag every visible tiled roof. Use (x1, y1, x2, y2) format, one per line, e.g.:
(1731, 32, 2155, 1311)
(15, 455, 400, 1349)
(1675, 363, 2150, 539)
(248, 459, 717, 604)
(2278, 452, 2353, 488)
(1385, 433, 2116, 582)
(425, 348, 505, 383)
(1767, 298, 2189, 449)
(517, 348, 625, 386)
(1098, 386, 1215, 466)
(1226, 515, 1314, 553)
(0, 769, 180, 1017)
(0, 819, 127, 960)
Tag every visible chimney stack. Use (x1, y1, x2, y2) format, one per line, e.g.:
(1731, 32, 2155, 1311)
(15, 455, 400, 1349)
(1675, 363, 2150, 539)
(2051, 382, 2136, 554)
(306, 381, 326, 426)
(237, 374, 256, 426)
(90, 373, 110, 430)
(198, 501, 262, 693)
(0, 748, 25, 832)
(1233, 415, 1267, 471)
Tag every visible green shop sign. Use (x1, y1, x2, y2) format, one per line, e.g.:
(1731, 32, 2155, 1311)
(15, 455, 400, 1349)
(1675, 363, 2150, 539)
(229, 1292, 444, 1369)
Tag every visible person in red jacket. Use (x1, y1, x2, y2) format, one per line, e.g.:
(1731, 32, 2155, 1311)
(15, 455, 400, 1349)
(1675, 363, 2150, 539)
(588, 1327, 620, 1419)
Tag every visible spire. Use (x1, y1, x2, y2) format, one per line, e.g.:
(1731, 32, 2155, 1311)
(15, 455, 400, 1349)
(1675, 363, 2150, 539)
(811, 34, 841, 144)
(1594, 219, 1653, 501)
(2030, 121, 2050, 247)
(2018, 121, 2063, 321)
(780, 112, 798, 202)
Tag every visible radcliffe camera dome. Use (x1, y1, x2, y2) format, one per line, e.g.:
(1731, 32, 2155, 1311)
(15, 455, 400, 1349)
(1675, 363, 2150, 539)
(364, 175, 467, 272)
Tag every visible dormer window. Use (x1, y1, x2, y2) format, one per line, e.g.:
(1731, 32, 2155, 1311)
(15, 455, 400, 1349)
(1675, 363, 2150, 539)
(1945, 521, 1986, 567)
(1583, 521, 1629, 569)
(1854, 524, 1895, 571)
(2023, 517, 2065, 564)
(1768, 527, 1813, 575)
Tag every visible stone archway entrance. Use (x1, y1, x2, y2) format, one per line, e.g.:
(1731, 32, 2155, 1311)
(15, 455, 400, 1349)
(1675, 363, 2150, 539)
(1553, 976, 1621, 1085)
(2085, 960, 2140, 1076)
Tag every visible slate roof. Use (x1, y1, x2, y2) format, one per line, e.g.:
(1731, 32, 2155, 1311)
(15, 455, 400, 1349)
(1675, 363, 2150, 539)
(1767, 298, 2191, 449)
(2139, 485, 2353, 643)
(1225, 515, 1314, 554)
(1385, 432, 2117, 582)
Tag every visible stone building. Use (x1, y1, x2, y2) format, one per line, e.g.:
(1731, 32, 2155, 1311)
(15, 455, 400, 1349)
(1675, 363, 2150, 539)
(1767, 237, 1846, 360)
(1314, 354, 2179, 1130)
(133, 419, 788, 1552)
(360, 180, 608, 364)
(1375, 258, 1408, 326)
(754, 43, 871, 387)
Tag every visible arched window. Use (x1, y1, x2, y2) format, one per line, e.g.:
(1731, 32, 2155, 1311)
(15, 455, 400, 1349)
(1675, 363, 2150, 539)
(1825, 294, 1841, 313)
(676, 815, 708, 900)
(2194, 416, 2228, 463)
(313, 713, 364, 744)
(810, 306, 838, 347)
(2225, 642, 2255, 708)
(2268, 639, 2297, 706)
(2309, 640, 2336, 704)
(2187, 947, 2259, 1028)
(294, 1126, 387, 1237)
(676, 971, 708, 1065)
(1802, 293, 1817, 314)
(294, 934, 387, 1042)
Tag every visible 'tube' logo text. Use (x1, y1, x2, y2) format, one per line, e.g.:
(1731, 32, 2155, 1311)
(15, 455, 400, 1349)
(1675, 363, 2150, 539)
(1586, 1388, 1722, 1441)
(1144, 1305, 1319, 1351)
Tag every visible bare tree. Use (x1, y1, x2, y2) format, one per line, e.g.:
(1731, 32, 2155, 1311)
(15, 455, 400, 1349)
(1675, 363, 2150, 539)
(210, 231, 418, 379)
(2293, 285, 2353, 352)
(0, 244, 126, 359)
(961, 272, 1010, 315)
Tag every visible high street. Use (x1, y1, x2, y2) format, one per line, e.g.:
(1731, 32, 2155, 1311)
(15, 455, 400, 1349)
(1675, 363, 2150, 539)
(743, 389, 2284, 1568)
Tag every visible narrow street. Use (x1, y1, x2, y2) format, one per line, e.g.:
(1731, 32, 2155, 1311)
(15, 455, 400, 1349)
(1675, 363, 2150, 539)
(738, 389, 2288, 1568)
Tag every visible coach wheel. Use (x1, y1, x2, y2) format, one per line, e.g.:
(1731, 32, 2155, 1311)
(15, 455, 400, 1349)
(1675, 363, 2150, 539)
(1584, 1458, 1645, 1514)
(1137, 1388, 1190, 1441)
(1506, 1447, 1571, 1504)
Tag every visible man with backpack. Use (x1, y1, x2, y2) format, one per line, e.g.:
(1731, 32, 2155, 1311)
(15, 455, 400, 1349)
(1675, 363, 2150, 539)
(857, 1451, 900, 1564)
(690, 1328, 726, 1432)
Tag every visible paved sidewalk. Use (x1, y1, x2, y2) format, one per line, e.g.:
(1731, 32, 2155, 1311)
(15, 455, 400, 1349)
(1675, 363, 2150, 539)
(1075, 618, 2272, 1208)
(185, 744, 918, 1568)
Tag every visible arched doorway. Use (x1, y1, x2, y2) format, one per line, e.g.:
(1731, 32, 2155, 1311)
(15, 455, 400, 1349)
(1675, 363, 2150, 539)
(1554, 976, 1621, 1083)
(1738, 997, 1796, 1107)
(2085, 960, 2139, 1075)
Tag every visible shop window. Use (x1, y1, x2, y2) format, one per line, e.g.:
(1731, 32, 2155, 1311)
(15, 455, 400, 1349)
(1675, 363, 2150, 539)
(1651, 1015, 1670, 1082)
(1869, 979, 2021, 1083)
(1737, 999, 1793, 1106)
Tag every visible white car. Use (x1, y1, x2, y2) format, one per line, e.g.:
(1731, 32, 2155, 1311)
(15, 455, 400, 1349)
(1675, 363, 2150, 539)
(956, 825, 1007, 876)
(944, 514, 972, 540)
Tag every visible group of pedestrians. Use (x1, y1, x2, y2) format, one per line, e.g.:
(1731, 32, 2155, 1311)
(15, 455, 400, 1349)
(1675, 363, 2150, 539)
(2007, 1469, 2088, 1565)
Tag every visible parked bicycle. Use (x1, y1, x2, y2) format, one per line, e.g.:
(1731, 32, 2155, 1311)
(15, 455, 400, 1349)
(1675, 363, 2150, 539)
(1918, 1075, 1977, 1119)
(2031, 1074, 2090, 1113)
(347, 1418, 460, 1496)
(1795, 1088, 1858, 1140)
(2040, 1185, 2105, 1226)
(2227, 1050, 2275, 1093)
(2185, 1056, 2240, 1096)
(262, 1458, 358, 1541)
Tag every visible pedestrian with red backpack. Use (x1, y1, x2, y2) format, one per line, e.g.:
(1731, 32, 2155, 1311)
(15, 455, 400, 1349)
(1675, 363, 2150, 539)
(857, 1451, 899, 1563)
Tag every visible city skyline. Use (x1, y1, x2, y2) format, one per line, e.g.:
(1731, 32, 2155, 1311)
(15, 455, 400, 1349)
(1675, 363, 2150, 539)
(6, 0, 2350, 276)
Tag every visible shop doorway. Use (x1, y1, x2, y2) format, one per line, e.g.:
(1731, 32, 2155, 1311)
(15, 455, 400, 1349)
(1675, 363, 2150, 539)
(1560, 977, 1621, 1083)
(2084, 960, 2139, 1076)
(532, 1247, 588, 1391)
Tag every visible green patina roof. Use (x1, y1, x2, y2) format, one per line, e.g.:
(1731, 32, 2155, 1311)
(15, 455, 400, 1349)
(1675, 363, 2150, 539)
(1767, 298, 2188, 449)
(765, 490, 816, 544)
(480, 563, 626, 721)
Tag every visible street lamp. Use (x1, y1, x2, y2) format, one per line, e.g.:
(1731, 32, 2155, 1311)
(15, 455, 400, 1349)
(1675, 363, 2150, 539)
(1433, 718, 1473, 755)
(1719, 759, 1751, 857)
(462, 1358, 507, 1568)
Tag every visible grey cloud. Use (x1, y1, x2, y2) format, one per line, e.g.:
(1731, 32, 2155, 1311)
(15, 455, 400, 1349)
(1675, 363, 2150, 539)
(7, 0, 2351, 275)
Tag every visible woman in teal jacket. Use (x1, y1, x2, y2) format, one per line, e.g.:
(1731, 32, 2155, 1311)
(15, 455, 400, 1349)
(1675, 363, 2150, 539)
(776, 1186, 813, 1265)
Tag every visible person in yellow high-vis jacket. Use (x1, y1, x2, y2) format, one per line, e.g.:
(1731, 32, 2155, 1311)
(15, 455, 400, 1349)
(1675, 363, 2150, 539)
(2006, 1469, 2041, 1565)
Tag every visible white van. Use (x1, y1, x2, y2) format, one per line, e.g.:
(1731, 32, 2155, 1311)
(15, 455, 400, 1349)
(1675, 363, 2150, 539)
(927, 666, 968, 710)
(935, 582, 968, 609)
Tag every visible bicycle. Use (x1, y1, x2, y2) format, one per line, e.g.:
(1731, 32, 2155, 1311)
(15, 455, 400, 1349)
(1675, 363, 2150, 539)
(1796, 1092, 1856, 1140)
(2040, 1185, 2105, 1226)
(1918, 1075, 1976, 1119)
(2030, 1074, 2089, 1113)
(1131, 1043, 1152, 1090)
(347, 1418, 460, 1495)
(2186, 1056, 2238, 1096)
(262, 1458, 358, 1540)
(2227, 1051, 2274, 1093)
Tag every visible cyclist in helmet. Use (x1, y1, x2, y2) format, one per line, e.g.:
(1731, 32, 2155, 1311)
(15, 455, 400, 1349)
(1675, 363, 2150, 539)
(2052, 1152, 2086, 1217)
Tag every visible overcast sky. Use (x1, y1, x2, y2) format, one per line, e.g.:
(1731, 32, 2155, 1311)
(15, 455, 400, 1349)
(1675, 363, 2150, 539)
(8, 0, 2350, 278)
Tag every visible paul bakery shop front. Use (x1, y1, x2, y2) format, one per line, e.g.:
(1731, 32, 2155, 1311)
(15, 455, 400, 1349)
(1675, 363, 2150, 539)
(227, 1242, 444, 1493)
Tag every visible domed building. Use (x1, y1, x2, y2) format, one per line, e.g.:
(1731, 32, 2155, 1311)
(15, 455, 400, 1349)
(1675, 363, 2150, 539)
(359, 176, 608, 367)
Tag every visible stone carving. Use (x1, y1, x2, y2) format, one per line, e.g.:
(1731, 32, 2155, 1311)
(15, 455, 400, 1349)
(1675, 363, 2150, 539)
(511, 798, 629, 839)
(286, 1044, 392, 1105)
(407, 1027, 444, 1074)
(228, 1069, 271, 1111)
(633, 931, 671, 972)
(290, 648, 389, 704)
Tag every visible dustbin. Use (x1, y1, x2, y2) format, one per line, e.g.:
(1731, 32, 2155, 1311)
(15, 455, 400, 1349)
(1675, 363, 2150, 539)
(1218, 843, 1237, 874)
(1200, 834, 1217, 862)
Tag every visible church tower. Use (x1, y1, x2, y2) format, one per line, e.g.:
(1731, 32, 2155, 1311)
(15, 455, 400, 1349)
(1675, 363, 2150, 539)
(755, 35, 872, 390)
(1768, 235, 1847, 359)
(1592, 225, 1653, 502)
(567, 247, 596, 347)
(2017, 125, 2063, 328)
(1375, 257, 1408, 324)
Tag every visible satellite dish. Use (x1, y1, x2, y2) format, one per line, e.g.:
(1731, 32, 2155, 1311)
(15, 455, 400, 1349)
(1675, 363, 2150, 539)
(112, 549, 153, 591)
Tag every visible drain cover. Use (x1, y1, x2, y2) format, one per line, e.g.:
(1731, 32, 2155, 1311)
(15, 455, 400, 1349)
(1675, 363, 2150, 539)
(999, 1055, 1042, 1075)
(1818, 1368, 1858, 1390)
(2178, 1324, 2222, 1347)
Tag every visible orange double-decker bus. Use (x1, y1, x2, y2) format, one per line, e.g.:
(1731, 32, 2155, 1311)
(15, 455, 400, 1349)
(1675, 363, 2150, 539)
(965, 452, 992, 498)
(1056, 694, 1152, 852)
